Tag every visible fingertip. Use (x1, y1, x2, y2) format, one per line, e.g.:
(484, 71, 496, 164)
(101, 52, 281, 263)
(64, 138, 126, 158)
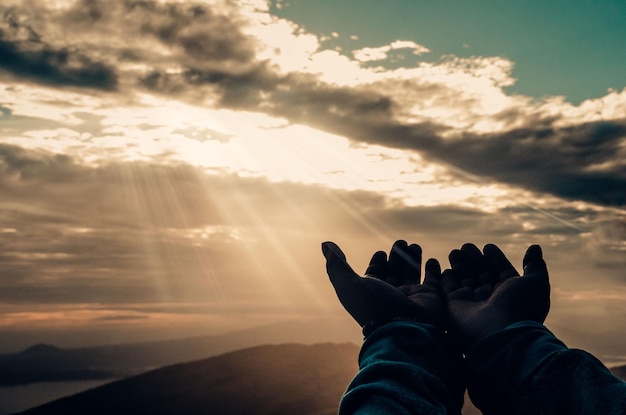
(461, 243, 480, 254)
(391, 239, 408, 253)
(370, 250, 387, 262)
(528, 244, 542, 254)
(483, 243, 503, 256)
(322, 241, 347, 262)
(522, 245, 543, 268)
(407, 243, 423, 268)
(425, 257, 441, 275)
(448, 249, 463, 268)
(408, 243, 422, 256)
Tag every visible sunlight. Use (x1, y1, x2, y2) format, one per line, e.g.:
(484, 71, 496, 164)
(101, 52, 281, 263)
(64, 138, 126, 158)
(1, 4, 625, 399)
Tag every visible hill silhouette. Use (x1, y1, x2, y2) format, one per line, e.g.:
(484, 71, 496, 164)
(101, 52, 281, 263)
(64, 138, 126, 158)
(0, 319, 361, 386)
(15, 343, 359, 415)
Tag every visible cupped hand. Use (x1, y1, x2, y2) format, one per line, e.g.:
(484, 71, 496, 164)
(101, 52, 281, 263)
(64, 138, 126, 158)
(322, 240, 446, 332)
(442, 243, 550, 351)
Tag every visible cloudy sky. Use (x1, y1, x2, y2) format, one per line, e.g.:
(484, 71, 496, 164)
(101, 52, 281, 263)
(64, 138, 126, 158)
(0, 0, 624, 361)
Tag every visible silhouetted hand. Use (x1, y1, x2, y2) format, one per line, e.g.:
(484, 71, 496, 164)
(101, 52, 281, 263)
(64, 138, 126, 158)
(442, 243, 550, 351)
(322, 240, 446, 333)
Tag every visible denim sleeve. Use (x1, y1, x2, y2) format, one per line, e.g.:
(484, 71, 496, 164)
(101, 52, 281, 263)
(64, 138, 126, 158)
(339, 321, 464, 415)
(465, 321, 626, 415)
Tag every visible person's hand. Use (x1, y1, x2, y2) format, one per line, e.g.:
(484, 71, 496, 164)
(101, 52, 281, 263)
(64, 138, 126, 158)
(442, 243, 550, 351)
(322, 240, 446, 333)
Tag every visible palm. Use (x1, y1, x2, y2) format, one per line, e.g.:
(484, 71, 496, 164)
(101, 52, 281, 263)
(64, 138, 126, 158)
(365, 241, 445, 328)
(443, 243, 550, 350)
(323, 240, 446, 331)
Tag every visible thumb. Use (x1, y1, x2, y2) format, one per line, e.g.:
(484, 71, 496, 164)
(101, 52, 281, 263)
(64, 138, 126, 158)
(523, 245, 549, 282)
(522, 244, 542, 269)
(322, 241, 359, 290)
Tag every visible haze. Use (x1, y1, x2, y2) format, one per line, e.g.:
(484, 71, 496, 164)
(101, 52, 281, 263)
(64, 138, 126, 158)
(0, 0, 624, 364)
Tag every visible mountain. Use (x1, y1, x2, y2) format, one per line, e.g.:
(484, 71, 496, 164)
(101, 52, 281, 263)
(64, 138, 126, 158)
(0, 344, 119, 386)
(0, 318, 362, 386)
(15, 343, 360, 415)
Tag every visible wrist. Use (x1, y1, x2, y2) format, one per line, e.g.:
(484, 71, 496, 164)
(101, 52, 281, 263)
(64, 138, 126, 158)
(464, 322, 566, 414)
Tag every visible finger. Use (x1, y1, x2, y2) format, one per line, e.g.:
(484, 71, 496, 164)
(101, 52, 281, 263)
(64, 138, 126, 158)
(401, 243, 422, 285)
(322, 241, 359, 291)
(483, 243, 519, 281)
(448, 248, 463, 269)
(448, 248, 478, 288)
(460, 243, 483, 263)
(387, 240, 417, 286)
(365, 250, 387, 280)
(461, 243, 492, 284)
(423, 258, 441, 288)
(322, 241, 346, 261)
(523, 245, 549, 283)
(522, 244, 543, 270)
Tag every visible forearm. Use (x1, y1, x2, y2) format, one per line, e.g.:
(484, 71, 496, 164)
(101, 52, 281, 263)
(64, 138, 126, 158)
(340, 321, 463, 415)
(465, 321, 626, 415)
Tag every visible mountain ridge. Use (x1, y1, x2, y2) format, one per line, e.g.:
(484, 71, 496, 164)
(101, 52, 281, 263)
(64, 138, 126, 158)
(0, 318, 362, 386)
(15, 343, 360, 415)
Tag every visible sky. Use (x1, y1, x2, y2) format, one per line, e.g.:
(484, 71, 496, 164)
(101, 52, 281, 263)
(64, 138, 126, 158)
(0, 0, 624, 361)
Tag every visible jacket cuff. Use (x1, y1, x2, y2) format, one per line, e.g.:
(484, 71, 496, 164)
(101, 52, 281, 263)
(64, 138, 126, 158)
(465, 321, 567, 415)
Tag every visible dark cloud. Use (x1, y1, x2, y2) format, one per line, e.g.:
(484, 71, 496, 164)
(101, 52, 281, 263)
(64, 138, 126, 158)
(2, 0, 624, 208)
(139, 63, 281, 106)
(137, 42, 623, 210)
(263, 81, 626, 207)
(0, 7, 117, 89)
(128, 1, 255, 64)
(110, 0, 626, 208)
(59, 0, 281, 101)
(0, 143, 76, 181)
(130, 0, 282, 103)
(437, 121, 626, 207)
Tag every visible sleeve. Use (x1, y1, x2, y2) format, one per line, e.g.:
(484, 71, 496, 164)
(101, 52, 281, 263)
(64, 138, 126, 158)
(339, 321, 464, 415)
(465, 321, 626, 415)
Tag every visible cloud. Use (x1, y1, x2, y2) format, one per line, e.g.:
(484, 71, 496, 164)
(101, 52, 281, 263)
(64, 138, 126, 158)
(241, 72, 625, 207)
(0, 142, 624, 356)
(352, 40, 430, 62)
(0, 0, 624, 357)
(0, 7, 117, 89)
(2, 1, 623, 209)
(440, 121, 626, 207)
(0, 144, 483, 307)
(131, 2, 255, 65)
